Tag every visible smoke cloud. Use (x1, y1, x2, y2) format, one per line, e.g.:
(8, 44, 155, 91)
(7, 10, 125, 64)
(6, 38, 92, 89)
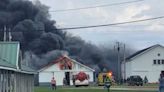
(0, 0, 135, 79)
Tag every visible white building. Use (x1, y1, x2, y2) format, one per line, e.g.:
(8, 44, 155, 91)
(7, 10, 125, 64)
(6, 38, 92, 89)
(122, 44, 164, 83)
(38, 55, 95, 86)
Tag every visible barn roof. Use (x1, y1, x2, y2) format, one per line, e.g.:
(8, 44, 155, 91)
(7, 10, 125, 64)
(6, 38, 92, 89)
(0, 42, 35, 74)
(126, 44, 162, 61)
(39, 55, 95, 72)
(0, 42, 19, 69)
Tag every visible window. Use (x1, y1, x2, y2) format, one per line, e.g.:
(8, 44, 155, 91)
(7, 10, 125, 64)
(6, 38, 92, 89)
(158, 60, 161, 64)
(158, 53, 161, 56)
(162, 60, 164, 64)
(153, 60, 156, 64)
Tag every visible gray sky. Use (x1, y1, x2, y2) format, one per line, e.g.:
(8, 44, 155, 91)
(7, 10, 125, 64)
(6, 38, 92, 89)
(32, 0, 164, 50)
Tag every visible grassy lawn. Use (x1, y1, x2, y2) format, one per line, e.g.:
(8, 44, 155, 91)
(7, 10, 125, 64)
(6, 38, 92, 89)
(35, 87, 157, 92)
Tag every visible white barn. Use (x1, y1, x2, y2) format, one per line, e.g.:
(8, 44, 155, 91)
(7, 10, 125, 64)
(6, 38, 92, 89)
(38, 55, 95, 86)
(122, 44, 164, 83)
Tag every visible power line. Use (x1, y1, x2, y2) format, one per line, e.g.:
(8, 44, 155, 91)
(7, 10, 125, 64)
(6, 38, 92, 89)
(58, 15, 164, 30)
(50, 0, 144, 12)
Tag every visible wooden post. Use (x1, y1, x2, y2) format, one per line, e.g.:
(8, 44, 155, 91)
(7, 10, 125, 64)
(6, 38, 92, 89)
(1, 70, 3, 92)
(10, 71, 13, 92)
(25, 74, 27, 92)
(29, 75, 31, 92)
(0, 70, 2, 92)
(12, 72, 14, 92)
(18, 73, 21, 92)
(18, 73, 20, 92)
(28, 74, 31, 92)
(20, 73, 22, 92)
(32, 75, 34, 92)
(15, 73, 18, 92)
(6, 70, 8, 92)
(14, 72, 17, 92)
(8, 71, 11, 92)
(2, 70, 5, 92)
(28, 74, 30, 92)
(23, 74, 25, 92)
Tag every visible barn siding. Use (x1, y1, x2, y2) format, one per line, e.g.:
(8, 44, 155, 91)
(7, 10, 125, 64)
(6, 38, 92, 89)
(0, 69, 34, 92)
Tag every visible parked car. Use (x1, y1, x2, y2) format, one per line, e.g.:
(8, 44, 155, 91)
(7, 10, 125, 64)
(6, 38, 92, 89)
(127, 75, 143, 86)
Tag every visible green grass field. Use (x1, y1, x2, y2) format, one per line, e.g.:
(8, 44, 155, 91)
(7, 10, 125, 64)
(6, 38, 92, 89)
(34, 87, 157, 92)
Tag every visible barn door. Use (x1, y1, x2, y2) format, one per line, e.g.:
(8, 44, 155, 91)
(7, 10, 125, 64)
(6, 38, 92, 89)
(65, 72, 70, 85)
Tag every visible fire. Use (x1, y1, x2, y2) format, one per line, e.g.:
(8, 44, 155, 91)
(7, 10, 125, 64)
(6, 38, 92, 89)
(108, 72, 112, 77)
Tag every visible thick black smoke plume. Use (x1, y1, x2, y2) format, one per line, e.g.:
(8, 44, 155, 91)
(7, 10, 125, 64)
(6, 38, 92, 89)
(0, 0, 135, 79)
(0, 0, 65, 53)
(0, 0, 66, 69)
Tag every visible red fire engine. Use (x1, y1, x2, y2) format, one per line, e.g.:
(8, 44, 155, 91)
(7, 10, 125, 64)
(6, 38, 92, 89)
(73, 72, 89, 87)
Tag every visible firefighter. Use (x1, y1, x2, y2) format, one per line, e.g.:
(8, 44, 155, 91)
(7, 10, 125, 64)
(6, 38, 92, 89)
(104, 76, 111, 92)
(51, 77, 56, 90)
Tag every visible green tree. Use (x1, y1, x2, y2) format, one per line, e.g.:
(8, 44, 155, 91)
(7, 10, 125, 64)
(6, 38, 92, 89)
(144, 76, 148, 84)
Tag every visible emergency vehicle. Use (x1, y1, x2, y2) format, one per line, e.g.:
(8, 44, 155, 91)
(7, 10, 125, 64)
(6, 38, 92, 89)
(73, 72, 89, 87)
(97, 72, 114, 86)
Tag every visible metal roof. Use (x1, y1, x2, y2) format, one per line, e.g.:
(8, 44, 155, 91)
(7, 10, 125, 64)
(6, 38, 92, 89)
(0, 42, 36, 74)
(21, 65, 36, 74)
(0, 59, 16, 68)
(0, 42, 19, 69)
(39, 55, 95, 72)
(126, 44, 161, 61)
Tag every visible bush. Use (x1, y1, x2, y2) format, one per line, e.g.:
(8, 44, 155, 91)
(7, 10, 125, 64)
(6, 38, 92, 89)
(144, 76, 148, 84)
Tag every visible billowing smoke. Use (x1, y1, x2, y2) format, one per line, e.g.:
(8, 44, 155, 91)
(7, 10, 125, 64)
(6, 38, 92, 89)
(0, 0, 66, 69)
(0, 0, 135, 79)
(22, 50, 68, 69)
(0, 0, 64, 52)
(64, 33, 135, 76)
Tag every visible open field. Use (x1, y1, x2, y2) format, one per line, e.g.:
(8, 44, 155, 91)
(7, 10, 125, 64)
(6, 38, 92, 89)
(35, 86, 158, 92)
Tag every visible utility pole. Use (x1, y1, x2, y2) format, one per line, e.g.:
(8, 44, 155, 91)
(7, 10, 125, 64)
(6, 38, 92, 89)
(123, 44, 126, 84)
(9, 28, 12, 41)
(3, 26, 7, 41)
(115, 42, 120, 84)
(114, 42, 126, 84)
(3, 26, 12, 42)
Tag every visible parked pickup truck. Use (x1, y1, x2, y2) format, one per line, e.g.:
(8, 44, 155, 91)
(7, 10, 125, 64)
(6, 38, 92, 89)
(127, 75, 143, 86)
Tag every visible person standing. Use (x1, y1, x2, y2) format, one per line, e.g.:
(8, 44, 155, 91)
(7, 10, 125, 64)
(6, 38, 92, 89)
(159, 73, 164, 92)
(51, 77, 56, 90)
(63, 77, 67, 86)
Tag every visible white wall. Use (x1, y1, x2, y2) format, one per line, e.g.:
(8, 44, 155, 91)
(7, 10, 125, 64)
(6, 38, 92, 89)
(39, 72, 52, 83)
(125, 61, 132, 79)
(54, 71, 65, 85)
(126, 46, 164, 83)
(43, 63, 60, 72)
(39, 71, 65, 85)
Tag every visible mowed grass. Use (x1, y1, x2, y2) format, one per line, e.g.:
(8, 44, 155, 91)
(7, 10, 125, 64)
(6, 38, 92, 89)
(34, 87, 157, 92)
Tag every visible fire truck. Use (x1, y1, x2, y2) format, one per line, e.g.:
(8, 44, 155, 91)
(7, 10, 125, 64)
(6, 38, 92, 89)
(73, 72, 89, 87)
(97, 72, 114, 86)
